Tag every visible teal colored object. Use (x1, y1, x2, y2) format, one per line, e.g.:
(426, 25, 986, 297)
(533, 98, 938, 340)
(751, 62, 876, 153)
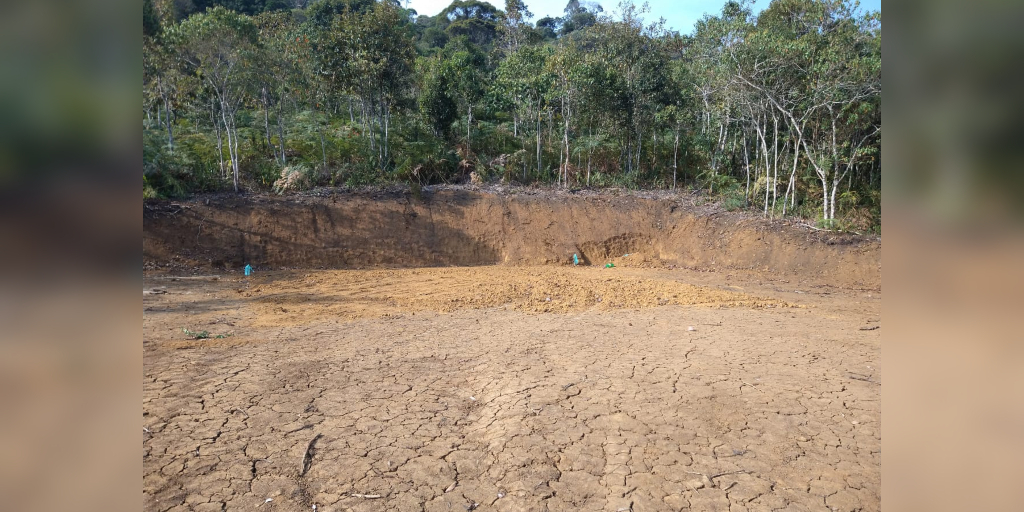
(573, 253, 579, 266)
(244, 264, 252, 276)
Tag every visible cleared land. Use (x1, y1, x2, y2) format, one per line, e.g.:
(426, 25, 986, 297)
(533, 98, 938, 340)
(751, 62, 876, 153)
(143, 191, 880, 512)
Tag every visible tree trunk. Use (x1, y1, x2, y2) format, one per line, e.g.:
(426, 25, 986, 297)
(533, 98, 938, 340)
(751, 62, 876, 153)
(212, 100, 224, 177)
(158, 76, 174, 150)
(652, 131, 657, 173)
(232, 118, 239, 191)
(563, 97, 570, 188)
(821, 175, 830, 222)
(262, 88, 275, 160)
(783, 132, 801, 216)
(771, 114, 779, 217)
(220, 102, 238, 192)
(830, 174, 841, 222)
(384, 103, 390, 169)
(672, 128, 679, 190)
(536, 104, 542, 177)
(754, 118, 770, 217)
(319, 113, 327, 172)
(277, 99, 286, 165)
(743, 131, 750, 204)
(587, 125, 592, 187)
(636, 127, 642, 176)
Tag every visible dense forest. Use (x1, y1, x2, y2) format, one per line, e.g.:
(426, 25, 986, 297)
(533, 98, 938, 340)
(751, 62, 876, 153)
(143, 0, 881, 230)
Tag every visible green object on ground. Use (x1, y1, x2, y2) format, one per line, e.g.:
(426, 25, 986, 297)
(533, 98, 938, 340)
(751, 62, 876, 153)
(183, 328, 232, 340)
(605, 263, 615, 268)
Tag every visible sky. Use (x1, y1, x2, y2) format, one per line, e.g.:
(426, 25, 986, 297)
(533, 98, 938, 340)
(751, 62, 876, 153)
(404, 0, 882, 35)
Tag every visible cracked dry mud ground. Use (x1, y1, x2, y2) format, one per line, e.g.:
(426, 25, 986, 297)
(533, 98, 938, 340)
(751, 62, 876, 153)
(143, 266, 880, 512)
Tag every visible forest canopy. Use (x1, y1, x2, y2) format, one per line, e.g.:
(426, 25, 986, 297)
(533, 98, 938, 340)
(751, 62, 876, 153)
(143, 0, 881, 230)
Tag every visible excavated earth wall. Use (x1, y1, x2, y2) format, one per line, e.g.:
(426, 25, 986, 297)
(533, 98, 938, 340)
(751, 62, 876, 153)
(143, 189, 879, 289)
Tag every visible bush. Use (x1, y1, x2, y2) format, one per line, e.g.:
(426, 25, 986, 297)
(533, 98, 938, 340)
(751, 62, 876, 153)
(720, 186, 746, 211)
(241, 154, 282, 191)
(272, 164, 314, 194)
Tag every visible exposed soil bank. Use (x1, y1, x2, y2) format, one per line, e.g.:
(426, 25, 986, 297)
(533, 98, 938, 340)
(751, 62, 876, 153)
(143, 189, 879, 289)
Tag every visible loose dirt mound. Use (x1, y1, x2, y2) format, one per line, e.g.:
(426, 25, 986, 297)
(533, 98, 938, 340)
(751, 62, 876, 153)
(233, 266, 794, 327)
(144, 189, 880, 289)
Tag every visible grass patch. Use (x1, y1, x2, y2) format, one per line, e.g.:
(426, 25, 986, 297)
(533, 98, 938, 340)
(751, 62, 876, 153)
(183, 328, 232, 340)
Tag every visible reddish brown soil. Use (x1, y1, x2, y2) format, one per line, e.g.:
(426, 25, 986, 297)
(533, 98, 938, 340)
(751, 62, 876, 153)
(143, 190, 880, 512)
(143, 188, 880, 289)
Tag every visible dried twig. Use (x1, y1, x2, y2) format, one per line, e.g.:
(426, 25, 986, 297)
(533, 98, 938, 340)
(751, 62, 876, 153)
(848, 374, 880, 385)
(858, 325, 880, 331)
(683, 469, 749, 488)
(349, 493, 382, 499)
(300, 434, 322, 476)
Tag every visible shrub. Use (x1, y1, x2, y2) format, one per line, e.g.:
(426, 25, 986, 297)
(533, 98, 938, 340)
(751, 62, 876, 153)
(272, 164, 314, 194)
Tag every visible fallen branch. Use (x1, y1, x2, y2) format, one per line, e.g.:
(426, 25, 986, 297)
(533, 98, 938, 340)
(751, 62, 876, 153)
(799, 223, 831, 232)
(859, 325, 880, 331)
(848, 374, 880, 385)
(300, 433, 322, 476)
(348, 493, 382, 499)
(798, 223, 863, 236)
(683, 469, 750, 488)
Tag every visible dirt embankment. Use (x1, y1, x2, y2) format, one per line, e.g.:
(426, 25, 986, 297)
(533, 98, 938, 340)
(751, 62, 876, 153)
(143, 189, 880, 289)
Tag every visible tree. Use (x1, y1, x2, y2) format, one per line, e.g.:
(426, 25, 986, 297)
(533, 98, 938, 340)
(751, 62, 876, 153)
(140, 0, 880, 227)
(253, 10, 302, 165)
(587, 1, 671, 176)
(431, 38, 486, 154)
(419, 56, 458, 138)
(733, 0, 880, 222)
(560, 0, 602, 36)
(441, 0, 500, 49)
(144, 0, 162, 38)
(535, 17, 560, 40)
(168, 6, 259, 191)
(347, 1, 416, 169)
(493, 45, 553, 179)
(497, 0, 532, 55)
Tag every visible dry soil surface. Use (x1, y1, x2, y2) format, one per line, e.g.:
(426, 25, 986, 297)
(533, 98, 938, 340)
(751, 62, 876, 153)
(143, 265, 880, 512)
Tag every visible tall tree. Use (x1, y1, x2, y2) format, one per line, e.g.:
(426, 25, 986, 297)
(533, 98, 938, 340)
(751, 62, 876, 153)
(168, 6, 259, 191)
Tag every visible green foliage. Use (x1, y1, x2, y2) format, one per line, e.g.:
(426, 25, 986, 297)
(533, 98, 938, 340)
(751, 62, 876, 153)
(143, 0, 162, 37)
(142, 0, 880, 226)
(183, 328, 231, 340)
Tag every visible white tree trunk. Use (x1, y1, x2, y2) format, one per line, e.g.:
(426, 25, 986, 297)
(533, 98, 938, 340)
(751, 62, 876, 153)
(783, 133, 801, 216)
(820, 176, 830, 222)
(673, 129, 679, 190)
(754, 118, 770, 217)
(536, 104, 542, 176)
(771, 114, 779, 217)
(830, 175, 841, 221)
(220, 103, 239, 191)
(213, 102, 224, 177)
(743, 131, 751, 204)
(277, 99, 286, 165)
(563, 98, 570, 188)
